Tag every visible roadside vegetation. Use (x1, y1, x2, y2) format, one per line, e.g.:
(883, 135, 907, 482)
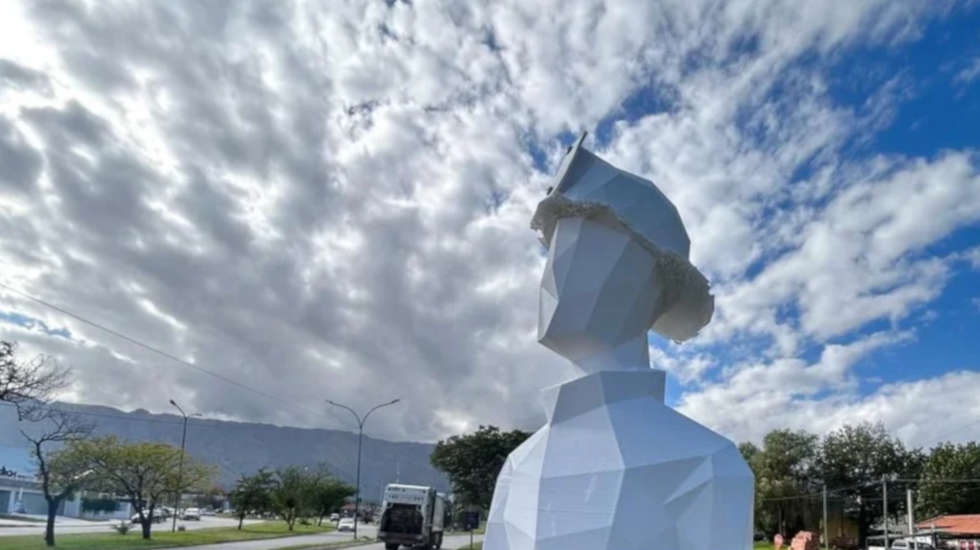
(0, 520, 333, 550)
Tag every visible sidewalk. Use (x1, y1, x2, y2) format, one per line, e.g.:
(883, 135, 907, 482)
(0, 514, 111, 528)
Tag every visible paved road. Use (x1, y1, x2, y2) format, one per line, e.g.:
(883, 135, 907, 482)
(0, 515, 262, 537)
(163, 529, 482, 550)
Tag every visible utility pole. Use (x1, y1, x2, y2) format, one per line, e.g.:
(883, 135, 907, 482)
(907, 488, 916, 550)
(883, 477, 889, 550)
(823, 484, 829, 550)
(169, 400, 200, 533)
(327, 398, 401, 540)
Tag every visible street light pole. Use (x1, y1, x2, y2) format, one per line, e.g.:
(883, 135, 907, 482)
(169, 400, 200, 533)
(327, 398, 401, 540)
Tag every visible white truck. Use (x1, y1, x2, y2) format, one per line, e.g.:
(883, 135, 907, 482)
(378, 483, 448, 550)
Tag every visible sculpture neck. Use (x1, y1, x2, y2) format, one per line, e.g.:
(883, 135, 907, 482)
(568, 334, 650, 374)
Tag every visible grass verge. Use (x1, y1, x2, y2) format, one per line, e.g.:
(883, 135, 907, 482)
(0, 520, 333, 550)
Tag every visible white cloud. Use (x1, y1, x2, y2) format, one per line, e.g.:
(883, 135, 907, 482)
(678, 333, 980, 448)
(0, 0, 976, 444)
(955, 56, 980, 85)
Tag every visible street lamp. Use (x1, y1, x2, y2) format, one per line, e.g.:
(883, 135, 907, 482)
(326, 398, 401, 539)
(169, 399, 201, 533)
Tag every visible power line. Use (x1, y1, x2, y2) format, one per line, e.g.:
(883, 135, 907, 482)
(760, 481, 878, 503)
(0, 281, 322, 418)
(760, 478, 980, 504)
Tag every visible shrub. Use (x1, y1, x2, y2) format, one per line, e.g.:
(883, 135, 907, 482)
(112, 521, 130, 535)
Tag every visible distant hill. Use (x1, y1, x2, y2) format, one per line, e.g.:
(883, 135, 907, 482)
(0, 402, 448, 501)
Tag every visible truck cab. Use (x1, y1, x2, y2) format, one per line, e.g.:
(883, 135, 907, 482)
(379, 483, 448, 550)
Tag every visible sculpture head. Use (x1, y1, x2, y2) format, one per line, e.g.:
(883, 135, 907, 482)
(531, 134, 714, 373)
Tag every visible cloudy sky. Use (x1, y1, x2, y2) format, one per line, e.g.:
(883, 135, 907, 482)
(1, 1, 978, 447)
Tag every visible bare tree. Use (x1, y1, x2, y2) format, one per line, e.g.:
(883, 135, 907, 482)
(21, 408, 95, 547)
(0, 341, 70, 420)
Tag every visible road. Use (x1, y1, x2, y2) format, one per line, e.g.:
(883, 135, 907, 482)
(164, 528, 483, 550)
(0, 517, 482, 549)
(0, 515, 262, 537)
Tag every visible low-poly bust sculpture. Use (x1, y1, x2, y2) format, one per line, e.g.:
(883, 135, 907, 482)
(482, 134, 754, 550)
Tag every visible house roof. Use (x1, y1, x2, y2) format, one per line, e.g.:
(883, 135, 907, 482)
(917, 515, 980, 535)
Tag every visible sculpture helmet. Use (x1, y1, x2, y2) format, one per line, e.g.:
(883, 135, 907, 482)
(530, 133, 714, 342)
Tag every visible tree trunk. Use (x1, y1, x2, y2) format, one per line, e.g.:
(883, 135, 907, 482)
(141, 518, 152, 539)
(44, 498, 58, 547)
(238, 512, 244, 530)
(857, 501, 866, 549)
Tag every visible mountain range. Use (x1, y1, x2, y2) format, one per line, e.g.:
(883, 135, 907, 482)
(0, 402, 448, 501)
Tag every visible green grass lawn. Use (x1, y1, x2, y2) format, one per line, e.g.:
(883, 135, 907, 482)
(0, 520, 333, 550)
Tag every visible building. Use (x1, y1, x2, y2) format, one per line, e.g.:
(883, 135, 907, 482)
(0, 472, 51, 515)
(917, 515, 980, 550)
(0, 470, 132, 520)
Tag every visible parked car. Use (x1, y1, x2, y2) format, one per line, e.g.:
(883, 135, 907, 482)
(337, 517, 356, 532)
(182, 507, 202, 520)
(131, 512, 166, 524)
(330, 513, 340, 522)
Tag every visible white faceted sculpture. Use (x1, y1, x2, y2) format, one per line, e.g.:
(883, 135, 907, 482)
(483, 134, 753, 550)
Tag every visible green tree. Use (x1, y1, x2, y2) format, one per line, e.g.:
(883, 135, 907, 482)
(74, 436, 215, 539)
(21, 409, 95, 546)
(271, 466, 310, 531)
(743, 430, 819, 537)
(230, 469, 275, 530)
(816, 423, 921, 547)
(307, 466, 355, 526)
(430, 425, 530, 511)
(918, 442, 980, 517)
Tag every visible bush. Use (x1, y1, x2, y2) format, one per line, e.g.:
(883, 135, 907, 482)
(112, 521, 131, 535)
(299, 517, 312, 526)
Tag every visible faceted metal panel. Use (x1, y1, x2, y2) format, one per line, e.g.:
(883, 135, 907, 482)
(484, 371, 754, 550)
(486, 138, 753, 550)
(531, 135, 713, 343)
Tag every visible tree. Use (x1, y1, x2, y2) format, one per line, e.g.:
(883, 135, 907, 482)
(74, 436, 215, 539)
(21, 408, 95, 546)
(230, 469, 275, 530)
(430, 425, 530, 511)
(271, 466, 310, 531)
(918, 442, 980, 517)
(816, 423, 921, 546)
(307, 466, 355, 526)
(741, 430, 820, 537)
(0, 341, 69, 420)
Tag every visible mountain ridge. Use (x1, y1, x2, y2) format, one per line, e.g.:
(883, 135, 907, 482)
(0, 402, 449, 501)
